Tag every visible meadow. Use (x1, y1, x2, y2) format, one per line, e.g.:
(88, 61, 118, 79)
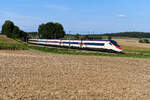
(1, 35, 150, 59)
(115, 38, 150, 56)
(0, 35, 27, 50)
(29, 37, 150, 59)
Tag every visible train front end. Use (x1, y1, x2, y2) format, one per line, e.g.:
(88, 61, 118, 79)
(109, 40, 123, 52)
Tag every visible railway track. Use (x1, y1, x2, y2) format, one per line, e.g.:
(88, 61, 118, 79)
(29, 43, 124, 54)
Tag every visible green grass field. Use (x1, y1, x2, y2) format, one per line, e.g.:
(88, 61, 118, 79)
(1, 34, 150, 59)
(122, 45, 150, 55)
(0, 35, 27, 50)
(29, 45, 150, 59)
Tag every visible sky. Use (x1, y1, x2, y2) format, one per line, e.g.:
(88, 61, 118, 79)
(0, 0, 150, 34)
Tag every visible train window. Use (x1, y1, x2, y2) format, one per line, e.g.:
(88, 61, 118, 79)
(110, 40, 120, 47)
(109, 43, 112, 45)
(29, 40, 39, 42)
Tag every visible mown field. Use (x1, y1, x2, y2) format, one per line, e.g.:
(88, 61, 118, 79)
(115, 38, 150, 56)
(0, 50, 150, 100)
(1, 35, 150, 100)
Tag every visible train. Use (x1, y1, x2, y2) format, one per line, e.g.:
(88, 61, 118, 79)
(28, 39, 123, 52)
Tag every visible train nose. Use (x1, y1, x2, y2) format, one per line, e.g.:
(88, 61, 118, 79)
(118, 47, 122, 50)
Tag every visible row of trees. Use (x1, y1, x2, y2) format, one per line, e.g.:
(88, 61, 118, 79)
(3, 20, 150, 40)
(103, 32, 150, 38)
(65, 34, 112, 40)
(1, 20, 27, 39)
(1, 20, 66, 40)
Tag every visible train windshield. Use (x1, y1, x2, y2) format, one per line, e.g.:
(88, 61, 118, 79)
(110, 40, 120, 47)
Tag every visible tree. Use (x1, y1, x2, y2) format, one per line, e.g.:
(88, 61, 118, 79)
(139, 39, 149, 43)
(143, 39, 149, 43)
(38, 22, 66, 39)
(103, 32, 150, 38)
(139, 39, 143, 43)
(83, 35, 90, 39)
(99, 36, 103, 40)
(19, 30, 27, 38)
(38, 24, 45, 38)
(2, 20, 14, 38)
(54, 23, 65, 39)
(1, 20, 27, 40)
(12, 26, 20, 39)
(74, 33, 80, 39)
(108, 36, 112, 40)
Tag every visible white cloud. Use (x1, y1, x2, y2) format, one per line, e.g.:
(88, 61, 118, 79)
(44, 4, 70, 11)
(118, 14, 127, 17)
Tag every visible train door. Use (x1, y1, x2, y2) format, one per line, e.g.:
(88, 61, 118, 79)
(80, 39, 83, 48)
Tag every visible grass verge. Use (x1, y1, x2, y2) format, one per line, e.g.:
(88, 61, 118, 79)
(0, 35, 28, 50)
(28, 45, 150, 59)
(1, 35, 150, 59)
(121, 45, 150, 56)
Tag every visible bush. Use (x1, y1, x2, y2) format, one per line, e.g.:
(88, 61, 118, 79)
(143, 39, 149, 43)
(108, 36, 112, 40)
(139, 39, 149, 43)
(74, 34, 80, 39)
(139, 39, 143, 43)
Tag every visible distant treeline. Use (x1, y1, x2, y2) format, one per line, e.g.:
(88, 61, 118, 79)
(65, 34, 111, 40)
(27, 31, 150, 40)
(103, 32, 150, 38)
(64, 32, 150, 40)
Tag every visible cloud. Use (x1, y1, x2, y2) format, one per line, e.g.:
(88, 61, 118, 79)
(44, 4, 70, 11)
(118, 14, 127, 18)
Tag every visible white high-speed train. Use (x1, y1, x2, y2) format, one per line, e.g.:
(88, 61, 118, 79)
(28, 39, 122, 52)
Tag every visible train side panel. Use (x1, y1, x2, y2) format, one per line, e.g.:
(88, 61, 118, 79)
(61, 40, 70, 47)
(82, 40, 107, 49)
(28, 39, 122, 52)
(46, 39, 60, 46)
(70, 40, 81, 48)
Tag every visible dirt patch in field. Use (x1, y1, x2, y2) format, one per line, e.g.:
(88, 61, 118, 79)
(0, 50, 150, 100)
(115, 38, 150, 48)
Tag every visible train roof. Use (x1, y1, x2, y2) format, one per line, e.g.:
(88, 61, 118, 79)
(29, 39, 116, 42)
